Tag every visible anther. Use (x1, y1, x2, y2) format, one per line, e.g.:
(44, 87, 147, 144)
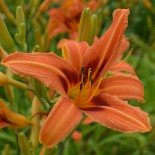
(81, 66, 85, 74)
(80, 82, 83, 92)
(83, 75, 86, 85)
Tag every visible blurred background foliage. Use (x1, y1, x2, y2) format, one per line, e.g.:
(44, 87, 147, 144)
(1, 0, 155, 154)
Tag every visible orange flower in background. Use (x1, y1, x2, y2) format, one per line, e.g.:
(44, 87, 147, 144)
(0, 99, 31, 129)
(71, 130, 82, 142)
(2, 9, 151, 147)
(46, 0, 104, 40)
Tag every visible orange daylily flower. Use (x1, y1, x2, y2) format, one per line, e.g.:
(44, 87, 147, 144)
(2, 9, 151, 147)
(47, 0, 104, 40)
(0, 99, 31, 129)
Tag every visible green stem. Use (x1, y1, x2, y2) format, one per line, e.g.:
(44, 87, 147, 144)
(9, 78, 28, 89)
(57, 142, 64, 155)
(130, 35, 149, 71)
(27, 88, 49, 112)
(135, 52, 145, 72)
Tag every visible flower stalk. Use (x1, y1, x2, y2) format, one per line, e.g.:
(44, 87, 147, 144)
(2, 144, 10, 155)
(0, 72, 28, 89)
(0, 0, 16, 24)
(0, 46, 8, 58)
(30, 96, 40, 149)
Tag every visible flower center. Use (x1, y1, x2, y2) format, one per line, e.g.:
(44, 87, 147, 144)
(68, 67, 103, 108)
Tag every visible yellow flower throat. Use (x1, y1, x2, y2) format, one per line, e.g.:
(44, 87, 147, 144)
(69, 67, 103, 108)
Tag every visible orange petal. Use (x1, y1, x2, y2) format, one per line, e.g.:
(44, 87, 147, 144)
(58, 40, 89, 71)
(0, 121, 9, 128)
(83, 9, 130, 79)
(115, 36, 130, 60)
(2, 52, 78, 96)
(83, 94, 151, 133)
(47, 9, 70, 38)
(39, 97, 82, 147)
(100, 75, 144, 102)
(47, 19, 70, 39)
(48, 9, 66, 21)
(110, 62, 136, 75)
(96, 36, 130, 78)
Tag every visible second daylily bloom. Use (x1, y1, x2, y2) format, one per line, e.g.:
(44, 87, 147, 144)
(0, 99, 31, 129)
(2, 9, 151, 147)
(46, 0, 104, 40)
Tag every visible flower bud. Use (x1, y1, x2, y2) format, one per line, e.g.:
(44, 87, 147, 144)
(31, 96, 41, 148)
(0, 15, 15, 53)
(0, 99, 31, 129)
(18, 133, 30, 155)
(15, 6, 27, 51)
(78, 8, 98, 45)
(2, 144, 10, 155)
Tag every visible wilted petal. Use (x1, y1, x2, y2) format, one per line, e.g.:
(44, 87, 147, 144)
(100, 75, 144, 101)
(0, 99, 31, 129)
(58, 40, 89, 71)
(83, 9, 130, 79)
(110, 62, 136, 75)
(40, 97, 83, 147)
(2, 52, 78, 96)
(0, 111, 10, 128)
(83, 94, 151, 133)
(0, 121, 9, 128)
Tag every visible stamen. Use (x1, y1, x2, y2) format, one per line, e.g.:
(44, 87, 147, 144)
(89, 71, 93, 85)
(81, 66, 85, 86)
(88, 68, 92, 80)
(76, 82, 83, 106)
(84, 77, 103, 103)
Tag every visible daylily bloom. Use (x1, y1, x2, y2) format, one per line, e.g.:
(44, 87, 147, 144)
(0, 99, 31, 129)
(46, 0, 104, 40)
(1, 9, 151, 147)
